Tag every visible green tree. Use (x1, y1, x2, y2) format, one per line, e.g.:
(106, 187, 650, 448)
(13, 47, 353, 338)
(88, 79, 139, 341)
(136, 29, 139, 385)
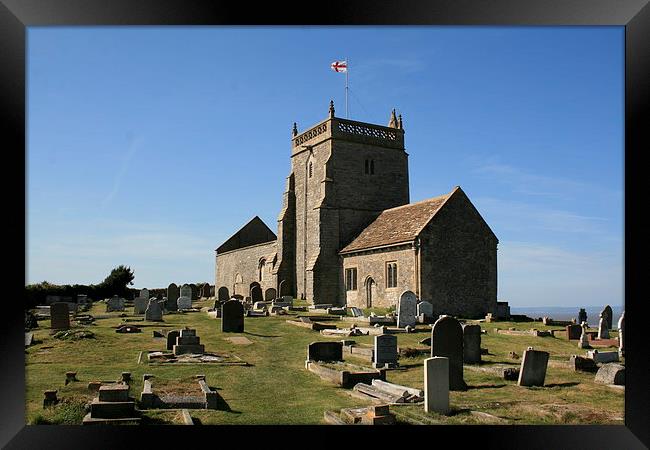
(99, 265, 135, 297)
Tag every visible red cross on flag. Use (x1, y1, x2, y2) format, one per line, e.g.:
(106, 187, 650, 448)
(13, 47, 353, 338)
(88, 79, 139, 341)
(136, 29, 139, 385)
(331, 60, 347, 73)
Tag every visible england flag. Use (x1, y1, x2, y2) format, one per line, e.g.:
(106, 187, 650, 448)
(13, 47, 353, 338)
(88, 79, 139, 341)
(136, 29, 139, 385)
(331, 60, 347, 73)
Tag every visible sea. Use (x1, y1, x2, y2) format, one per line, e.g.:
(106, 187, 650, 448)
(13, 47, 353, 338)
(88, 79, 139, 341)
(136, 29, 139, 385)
(509, 305, 624, 324)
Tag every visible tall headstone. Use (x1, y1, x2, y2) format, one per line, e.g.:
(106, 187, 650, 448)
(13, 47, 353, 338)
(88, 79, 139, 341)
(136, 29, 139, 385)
(617, 311, 625, 357)
(133, 297, 147, 314)
(424, 357, 449, 415)
(190, 284, 198, 300)
(417, 301, 434, 319)
(462, 324, 482, 364)
(373, 334, 398, 368)
(145, 299, 163, 321)
(221, 299, 244, 333)
(598, 313, 610, 339)
(166, 283, 180, 311)
(601, 305, 613, 330)
(397, 290, 417, 328)
(50, 303, 70, 330)
(578, 321, 590, 349)
(577, 308, 587, 325)
(431, 315, 466, 390)
(140, 288, 149, 300)
(517, 347, 549, 387)
(180, 284, 192, 299)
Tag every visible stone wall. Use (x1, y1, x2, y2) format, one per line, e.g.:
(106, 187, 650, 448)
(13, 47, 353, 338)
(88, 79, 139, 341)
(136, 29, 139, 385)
(215, 241, 278, 298)
(419, 188, 498, 319)
(341, 245, 416, 309)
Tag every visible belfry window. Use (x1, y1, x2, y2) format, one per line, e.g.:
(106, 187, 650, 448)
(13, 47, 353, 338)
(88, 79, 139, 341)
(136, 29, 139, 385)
(365, 159, 375, 175)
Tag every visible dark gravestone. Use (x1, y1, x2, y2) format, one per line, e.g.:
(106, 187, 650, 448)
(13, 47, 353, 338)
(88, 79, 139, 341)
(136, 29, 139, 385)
(566, 324, 582, 340)
(462, 324, 482, 364)
(264, 288, 277, 301)
(201, 283, 211, 298)
(167, 283, 180, 311)
(577, 308, 587, 324)
(221, 300, 244, 333)
(167, 330, 180, 351)
(307, 341, 343, 362)
(251, 285, 263, 303)
(50, 303, 70, 330)
(190, 284, 198, 300)
(217, 287, 230, 302)
(373, 334, 398, 368)
(601, 305, 613, 330)
(431, 316, 466, 391)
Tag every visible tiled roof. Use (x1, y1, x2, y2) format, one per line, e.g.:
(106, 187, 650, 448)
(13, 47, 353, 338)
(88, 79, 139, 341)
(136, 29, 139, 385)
(340, 188, 457, 254)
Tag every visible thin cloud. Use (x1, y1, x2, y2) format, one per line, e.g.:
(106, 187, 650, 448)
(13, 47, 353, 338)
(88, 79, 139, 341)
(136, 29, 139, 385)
(101, 134, 142, 209)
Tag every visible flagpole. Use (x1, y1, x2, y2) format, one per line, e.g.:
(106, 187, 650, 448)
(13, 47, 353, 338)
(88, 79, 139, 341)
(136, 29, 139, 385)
(345, 57, 349, 119)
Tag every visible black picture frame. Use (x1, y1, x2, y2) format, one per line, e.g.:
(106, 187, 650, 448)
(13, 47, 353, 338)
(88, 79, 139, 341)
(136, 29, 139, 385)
(2, 1, 648, 448)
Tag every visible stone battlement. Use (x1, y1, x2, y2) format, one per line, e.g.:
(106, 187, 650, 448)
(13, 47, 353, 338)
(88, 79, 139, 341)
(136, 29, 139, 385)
(292, 118, 404, 151)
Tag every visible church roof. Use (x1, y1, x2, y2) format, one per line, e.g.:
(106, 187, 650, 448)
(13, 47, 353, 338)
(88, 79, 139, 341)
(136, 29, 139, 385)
(216, 216, 277, 254)
(339, 187, 457, 254)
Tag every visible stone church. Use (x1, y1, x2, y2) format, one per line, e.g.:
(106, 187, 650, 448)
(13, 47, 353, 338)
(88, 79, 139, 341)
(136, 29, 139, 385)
(215, 102, 498, 318)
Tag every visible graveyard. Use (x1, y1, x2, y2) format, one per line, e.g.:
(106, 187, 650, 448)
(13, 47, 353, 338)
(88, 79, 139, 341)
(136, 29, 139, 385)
(25, 294, 624, 426)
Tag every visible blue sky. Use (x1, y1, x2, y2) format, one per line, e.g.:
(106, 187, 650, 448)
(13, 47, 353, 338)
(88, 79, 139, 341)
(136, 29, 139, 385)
(26, 26, 624, 307)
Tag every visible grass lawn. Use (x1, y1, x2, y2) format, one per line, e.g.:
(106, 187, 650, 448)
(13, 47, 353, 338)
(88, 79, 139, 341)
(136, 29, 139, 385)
(25, 299, 624, 425)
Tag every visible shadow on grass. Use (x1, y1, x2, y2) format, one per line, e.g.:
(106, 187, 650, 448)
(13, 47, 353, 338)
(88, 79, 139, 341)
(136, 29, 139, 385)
(545, 382, 580, 388)
(243, 331, 282, 338)
(397, 362, 424, 369)
(467, 384, 507, 390)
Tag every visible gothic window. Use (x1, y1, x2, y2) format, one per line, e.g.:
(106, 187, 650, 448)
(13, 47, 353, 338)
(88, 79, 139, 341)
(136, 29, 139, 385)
(345, 267, 357, 291)
(386, 261, 398, 288)
(235, 273, 243, 284)
(259, 259, 266, 281)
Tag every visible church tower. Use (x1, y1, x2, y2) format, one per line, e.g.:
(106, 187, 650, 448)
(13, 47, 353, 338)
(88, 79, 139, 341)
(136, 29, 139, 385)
(276, 101, 410, 304)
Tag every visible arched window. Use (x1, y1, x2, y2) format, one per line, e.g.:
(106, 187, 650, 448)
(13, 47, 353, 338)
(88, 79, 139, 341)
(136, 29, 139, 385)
(259, 259, 266, 281)
(235, 273, 243, 284)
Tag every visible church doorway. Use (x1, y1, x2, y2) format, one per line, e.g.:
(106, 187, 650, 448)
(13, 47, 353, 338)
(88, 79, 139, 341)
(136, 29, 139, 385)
(365, 277, 376, 308)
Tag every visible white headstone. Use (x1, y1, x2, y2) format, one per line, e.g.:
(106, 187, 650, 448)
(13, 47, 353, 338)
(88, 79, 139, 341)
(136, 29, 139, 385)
(417, 301, 433, 318)
(424, 357, 449, 415)
(618, 311, 625, 356)
(598, 317, 609, 339)
(177, 296, 192, 310)
(397, 290, 417, 328)
(578, 321, 590, 349)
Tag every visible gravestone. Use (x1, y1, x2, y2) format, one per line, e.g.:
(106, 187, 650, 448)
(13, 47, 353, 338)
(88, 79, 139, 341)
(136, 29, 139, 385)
(180, 284, 192, 299)
(251, 285, 263, 303)
(617, 311, 625, 357)
(201, 283, 211, 298)
(173, 328, 204, 355)
(145, 299, 163, 321)
(133, 297, 147, 314)
(177, 296, 192, 310)
(578, 308, 587, 324)
(397, 290, 417, 328)
(566, 324, 582, 340)
(190, 284, 198, 300)
(598, 313, 609, 339)
(307, 341, 343, 362)
(167, 330, 180, 351)
(578, 321, 590, 349)
(594, 363, 625, 385)
(417, 301, 433, 319)
(430, 315, 466, 390)
(517, 347, 549, 387)
(349, 307, 364, 318)
(107, 295, 125, 312)
(264, 288, 277, 301)
(221, 300, 244, 333)
(601, 305, 613, 330)
(50, 303, 70, 330)
(373, 334, 398, 368)
(424, 357, 449, 415)
(140, 288, 149, 300)
(166, 283, 180, 311)
(462, 324, 482, 364)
